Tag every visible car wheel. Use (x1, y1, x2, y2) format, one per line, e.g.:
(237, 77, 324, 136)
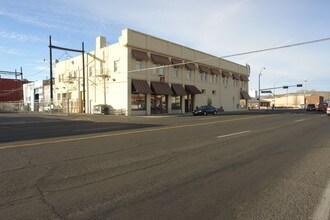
(213, 110, 217, 115)
(203, 111, 207, 116)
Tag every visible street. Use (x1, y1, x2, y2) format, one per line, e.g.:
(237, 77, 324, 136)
(0, 112, 330, 219)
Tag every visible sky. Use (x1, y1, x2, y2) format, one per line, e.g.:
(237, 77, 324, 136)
(0, 0, 329, 95)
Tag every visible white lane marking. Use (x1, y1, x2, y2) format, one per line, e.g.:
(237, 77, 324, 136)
(216, 130, 251, 139)
(312, 178, 330, 220)
(74, 126, 126, 132)
(294, 119, 306, 123)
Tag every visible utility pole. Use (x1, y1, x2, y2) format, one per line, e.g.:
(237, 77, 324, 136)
(49, 35, 85, 112)
(258, 67, 266, 110)
(49, 36, 53, 103)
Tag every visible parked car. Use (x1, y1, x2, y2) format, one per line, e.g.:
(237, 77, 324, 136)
(193, 105, 218, 116)
(327, 105, 330, 116)
(317, 103, 328, 112)
(306, 104, 316, 111)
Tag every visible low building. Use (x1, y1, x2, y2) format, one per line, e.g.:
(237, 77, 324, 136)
(0, 78, 28, 102)
(55, 29, 250, 115)
(23, 80, 53, 111)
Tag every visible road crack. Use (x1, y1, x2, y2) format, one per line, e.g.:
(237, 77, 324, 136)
(37, 186, 66, 220)
(47, 154, 182, 194)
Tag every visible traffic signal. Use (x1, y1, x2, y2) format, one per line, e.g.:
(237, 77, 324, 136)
(283, 86, 288, 89)
(297, 84, 303, 87)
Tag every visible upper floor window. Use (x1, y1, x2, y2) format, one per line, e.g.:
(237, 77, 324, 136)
(114, 60, 119, 73)
(152, 64, 166, 76)
(89, 67, 93, 77)
(223, 77, 229, 86)
(136, 61, 142, 71)
(152, 64, 157, 75)
(186, 70, 192, 80)
(172, 67, 178, 78)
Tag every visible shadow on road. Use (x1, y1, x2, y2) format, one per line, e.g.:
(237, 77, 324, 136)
(0, 115, 161, 144)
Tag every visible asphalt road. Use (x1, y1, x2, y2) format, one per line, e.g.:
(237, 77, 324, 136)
(0, 112, 330, 219)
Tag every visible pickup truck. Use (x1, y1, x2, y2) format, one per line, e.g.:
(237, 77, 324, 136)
(317, 103, 328, 112)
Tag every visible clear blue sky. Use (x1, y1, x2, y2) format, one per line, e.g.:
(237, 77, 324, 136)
(0, 0, 329, 94)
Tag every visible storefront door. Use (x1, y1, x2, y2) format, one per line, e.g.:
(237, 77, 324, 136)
(151, 95, 168, 114)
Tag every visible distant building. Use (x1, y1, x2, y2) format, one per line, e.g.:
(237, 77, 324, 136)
(23, 80, 53, 111)
(55, 29, 250, 115)
(0, 78, 29, 102)
(248, 98, 271, 109)
(262, 93, 327, 108)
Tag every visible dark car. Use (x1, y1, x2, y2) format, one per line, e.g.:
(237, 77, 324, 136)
(306, 104, 316, 111)
(193, 105, 218, 116)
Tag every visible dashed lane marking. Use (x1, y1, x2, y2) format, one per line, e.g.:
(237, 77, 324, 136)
(216, 130, 252, 139)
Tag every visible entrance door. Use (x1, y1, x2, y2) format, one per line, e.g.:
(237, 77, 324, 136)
(185, 95, 194, 112)
(151, 95, 168, 114)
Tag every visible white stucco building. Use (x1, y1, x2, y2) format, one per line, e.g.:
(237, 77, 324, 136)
(54, 29, 250, 115)
(23, 79, 52, 111)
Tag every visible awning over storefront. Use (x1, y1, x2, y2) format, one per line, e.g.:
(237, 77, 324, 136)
(222, 71, 231, 78)
(151, 54, 171, 65)
(185, 85, 202, 94)
(240, 75, 249, 81)
(132, 49, 149, 61)
(185, 62, 197, 71)
(240, 90, 251, 99)
(232, 73, 240, 80)
(131, 79, 152, 94)
(198, 65, 211, 74)
(151, 82, 173, 95)
(171, 58, 184, 68)
(171, 83, 187, 96)
(210, 68, 220, 75)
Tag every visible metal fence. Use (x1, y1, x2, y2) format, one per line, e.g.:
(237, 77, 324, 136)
(0, 101, 21, 113)
(0, 100, 81, 116)
(1, 100, 127, 115)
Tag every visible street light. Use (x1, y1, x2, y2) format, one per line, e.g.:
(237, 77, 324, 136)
(304, 80, 308, 105)
(258, 67, 266, 110)
(273, 76, 287, 108)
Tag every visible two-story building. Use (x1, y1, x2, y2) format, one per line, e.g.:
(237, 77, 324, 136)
(55, 29, 250, 115)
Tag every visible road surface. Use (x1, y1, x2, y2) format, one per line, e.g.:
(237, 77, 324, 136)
(0, 112, 329, 219)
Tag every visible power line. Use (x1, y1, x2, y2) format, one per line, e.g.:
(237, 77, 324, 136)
(221, 37, 330, 59)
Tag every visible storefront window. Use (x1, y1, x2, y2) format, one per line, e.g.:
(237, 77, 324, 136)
(151, 95, 168, 114)
(171, 96, 181, 110)
(131, 94, 146, 111)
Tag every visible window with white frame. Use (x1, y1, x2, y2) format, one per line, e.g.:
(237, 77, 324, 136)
(200, 73, 203, 81)
(223, 77, 229, 86)
(172, 67, 178, 78)
(100, 62, 104, 74)
(136, 61, 142, 71)
(114, 60, 119, 73)
(159, 66, 164, 76)
(89, 67, 93, 77)
(204, 73, 208, 82)
(152, 64, 166, 76)
(152, 64, 157, 75)
(186, 70, 192, 80)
